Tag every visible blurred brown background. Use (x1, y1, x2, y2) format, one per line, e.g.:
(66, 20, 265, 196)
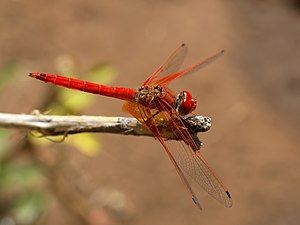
(0, 0, 299, 225)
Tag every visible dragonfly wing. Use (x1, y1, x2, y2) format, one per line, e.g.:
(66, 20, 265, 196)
(169, 137, 233, 207)
(153, 99, 233, 207)
(150, 126, 204, 210)
(124, 101, 203, 209)
(154, 50, 225, 86)
(143, 43, 188, 86)
(124, 100, 232, 208)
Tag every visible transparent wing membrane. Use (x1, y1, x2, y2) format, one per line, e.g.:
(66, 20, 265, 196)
(123, 100, 232, 208)
(154, 99, 232, 207)
(155, 50, 225, 86)
(143, 43, 188, 86)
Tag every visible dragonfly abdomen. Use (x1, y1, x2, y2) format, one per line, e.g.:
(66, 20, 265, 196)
(29, 72, 136, 101)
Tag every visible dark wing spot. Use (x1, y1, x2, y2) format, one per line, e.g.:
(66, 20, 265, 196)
(192, 197, 202, 210)
(226, 191, 232, 199)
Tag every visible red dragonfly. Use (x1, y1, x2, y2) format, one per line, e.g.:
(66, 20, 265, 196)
(29, 44, 232, 209)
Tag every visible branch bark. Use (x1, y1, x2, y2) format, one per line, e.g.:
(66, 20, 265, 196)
(0, 112, 211, 139)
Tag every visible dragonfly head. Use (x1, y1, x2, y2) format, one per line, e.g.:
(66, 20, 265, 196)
(176, 91, 197, 115)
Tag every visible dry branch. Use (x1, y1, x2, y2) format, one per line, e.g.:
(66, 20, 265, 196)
(0, 112, 211, 139)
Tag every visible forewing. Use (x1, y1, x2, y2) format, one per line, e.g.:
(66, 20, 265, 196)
(143, 43, 188, 86)
(154, 50, 225, 86)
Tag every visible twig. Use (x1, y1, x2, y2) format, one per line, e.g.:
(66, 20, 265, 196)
(0, 112, 211, 139)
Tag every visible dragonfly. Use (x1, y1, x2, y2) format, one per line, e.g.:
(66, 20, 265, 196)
(29, 43, 232, 209)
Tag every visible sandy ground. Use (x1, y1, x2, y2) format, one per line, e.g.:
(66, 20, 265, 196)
(0, 1, 299, 225)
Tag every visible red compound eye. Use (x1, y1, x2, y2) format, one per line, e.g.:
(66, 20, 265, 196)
(178, 91, 197, 115)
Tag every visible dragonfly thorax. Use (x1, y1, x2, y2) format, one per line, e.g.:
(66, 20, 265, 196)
(135, 86, 197, 116)
(135, 85, 166, 103)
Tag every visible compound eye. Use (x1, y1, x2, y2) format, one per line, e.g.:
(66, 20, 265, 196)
(178, 91, 197, 115)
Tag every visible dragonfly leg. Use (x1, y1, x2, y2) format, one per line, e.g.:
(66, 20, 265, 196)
(144, 111, 160, 123)
(191, 134, 203, 151)
(174, 93, 183, 113)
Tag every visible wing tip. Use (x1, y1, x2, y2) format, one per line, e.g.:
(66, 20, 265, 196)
(225, 190, 233, 208)
(192, 196, 203, 210)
